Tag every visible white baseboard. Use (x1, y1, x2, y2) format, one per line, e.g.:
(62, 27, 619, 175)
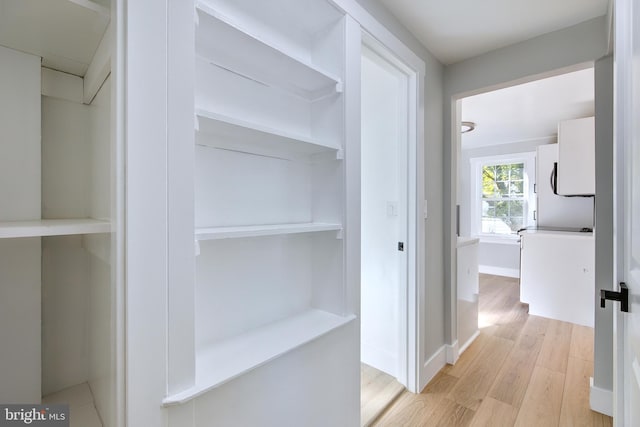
(419, 346, 447, 391)
(590, 377, 613, 416)
(479, 265, 520, 278)
(445, 341, 458, 364)
(444, 332, 478, 367)
(458, 330, 480, 355)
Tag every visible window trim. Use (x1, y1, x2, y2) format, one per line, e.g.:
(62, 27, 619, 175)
(469, 152, 536, 241)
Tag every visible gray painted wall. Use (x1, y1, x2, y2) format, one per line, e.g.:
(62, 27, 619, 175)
(594, 55, 614, 392)
(443, 15, 610, 391)
(354, 0, 447, 372)
(478, 242, 520, 274)
(355, 1, 614, 398)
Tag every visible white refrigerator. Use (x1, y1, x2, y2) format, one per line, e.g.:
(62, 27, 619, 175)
(535, 143, 593, 228)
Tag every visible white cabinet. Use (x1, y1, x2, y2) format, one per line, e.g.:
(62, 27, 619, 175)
(557, 116, 595, 196)
(163, 0, 358, 414)
(519, 230, 594, 327)
(0, 3, 117, 426)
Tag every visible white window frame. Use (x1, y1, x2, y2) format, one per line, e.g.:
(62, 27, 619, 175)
(470, 152, 536, 242)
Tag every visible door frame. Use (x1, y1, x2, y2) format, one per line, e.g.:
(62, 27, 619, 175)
(360, 33, 417, 389)
(613, 0, 633, 423)
(330, 0, 426, 393)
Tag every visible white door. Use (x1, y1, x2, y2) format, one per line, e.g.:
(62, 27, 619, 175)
(613, 0, 640, 424)
(360, 43, 409, 382)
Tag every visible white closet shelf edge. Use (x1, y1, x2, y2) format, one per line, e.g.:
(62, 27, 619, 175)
(0, 218, 112, 238)
(195, 2, 342, 100)
(195, 222, 342, 240)
(162, 309, 356, 406)
(195, 109, 341, 153)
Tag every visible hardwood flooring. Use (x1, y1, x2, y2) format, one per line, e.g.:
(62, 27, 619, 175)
(372, 274, 613, 426)
(361, 363, 405, 426)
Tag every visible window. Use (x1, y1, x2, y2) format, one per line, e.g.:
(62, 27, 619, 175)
(481, 162, 525, 234)
(470, 153, 535, 239)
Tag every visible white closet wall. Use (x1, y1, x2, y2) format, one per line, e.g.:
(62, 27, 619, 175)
(40, 72, 114, 423)
(86, 78, 115, 427)
(41, 74, 92, 395)
(0, 45, 42, 404)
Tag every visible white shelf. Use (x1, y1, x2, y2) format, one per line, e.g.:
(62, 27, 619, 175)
(0, 219, 111, 239)
(163, 309, 356, 406)
(196, 109, 341, 156)
(0, 0, 110, 76)
(196, 222, 342, 241)
(195, 2, 342, 101)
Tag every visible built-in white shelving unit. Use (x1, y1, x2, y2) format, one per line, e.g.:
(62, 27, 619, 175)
(195, 222, 341, 240)
(175, 0, 353, 408)
(0, 2, 116, 425)
(163, 309, 356, 406)
(0, 219, 111, 239)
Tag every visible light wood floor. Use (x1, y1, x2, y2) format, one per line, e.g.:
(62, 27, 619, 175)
(361, 363, 405, 427)
(372, 274, 613, 426)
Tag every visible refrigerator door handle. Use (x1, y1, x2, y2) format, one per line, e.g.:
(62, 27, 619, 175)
(550, 162, 558, 195)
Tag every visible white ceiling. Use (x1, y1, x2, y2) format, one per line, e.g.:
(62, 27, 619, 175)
(461, 67, 594, 150)
(378, 0, 609, 65)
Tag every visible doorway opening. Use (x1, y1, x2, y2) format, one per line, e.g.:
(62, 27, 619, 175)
(453, 67, 596, 361)
(359, 39, 410, 426)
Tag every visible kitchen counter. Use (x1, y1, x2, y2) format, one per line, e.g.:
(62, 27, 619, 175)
(518, 226, 593, 236)
(457, 236, 480, 248)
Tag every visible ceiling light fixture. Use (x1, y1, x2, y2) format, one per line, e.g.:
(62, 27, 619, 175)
(461, 121, 476, 133)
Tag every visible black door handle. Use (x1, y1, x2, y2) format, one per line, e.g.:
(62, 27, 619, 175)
(600, 282, 629, 312)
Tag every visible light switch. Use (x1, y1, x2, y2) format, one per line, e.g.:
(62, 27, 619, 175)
(387, 201, 398, 217)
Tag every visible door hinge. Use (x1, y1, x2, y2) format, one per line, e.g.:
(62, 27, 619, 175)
(398, 242, 404, 252)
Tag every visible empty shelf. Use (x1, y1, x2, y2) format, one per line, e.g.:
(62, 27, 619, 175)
(0, 219, 111, 238)
(196, 222, 341, 240)
(196, 2, 341, 101)
(196, 109, 340, 155)
(163, 309, 356, 406)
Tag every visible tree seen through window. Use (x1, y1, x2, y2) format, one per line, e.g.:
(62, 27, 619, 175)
(481, 162, 525, 234)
